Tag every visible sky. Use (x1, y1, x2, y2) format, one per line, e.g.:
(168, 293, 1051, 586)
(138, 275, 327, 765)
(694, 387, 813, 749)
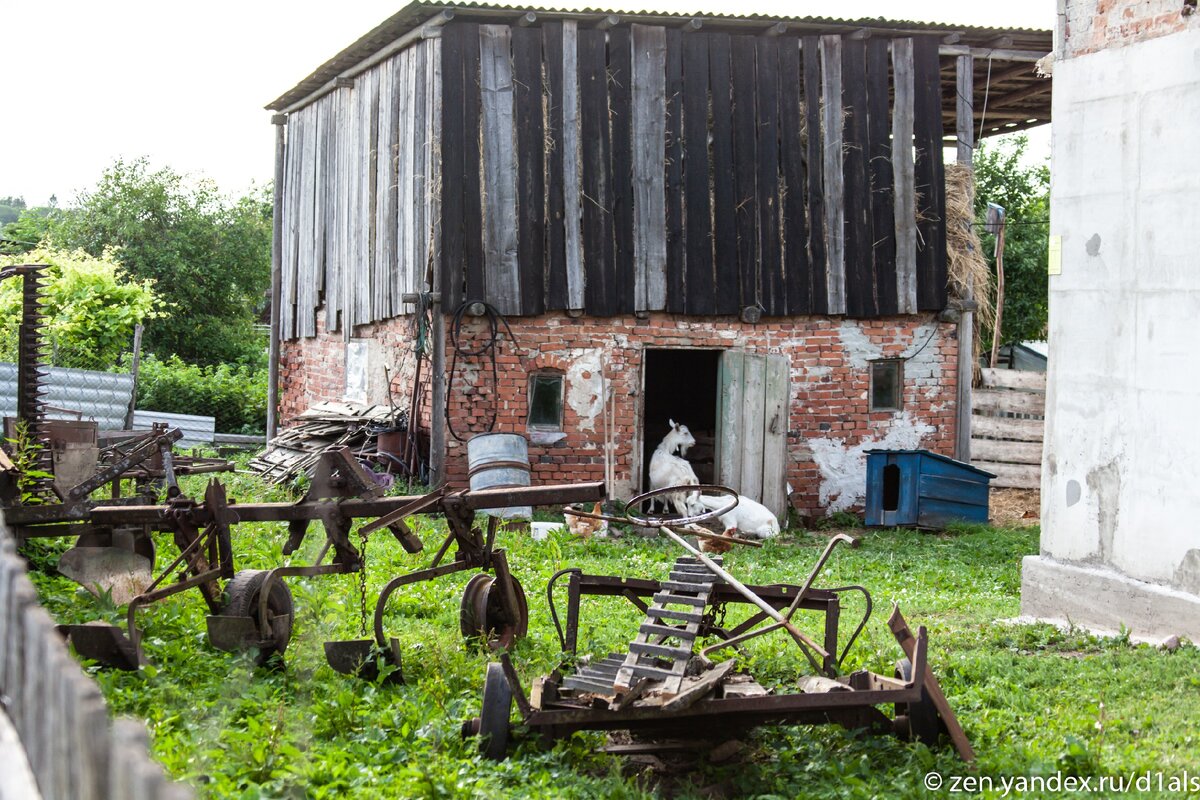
(2, 0, 1053, 207)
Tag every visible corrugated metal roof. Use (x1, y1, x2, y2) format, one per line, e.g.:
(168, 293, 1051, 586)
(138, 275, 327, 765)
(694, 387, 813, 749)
(267, 0, 1052, 111)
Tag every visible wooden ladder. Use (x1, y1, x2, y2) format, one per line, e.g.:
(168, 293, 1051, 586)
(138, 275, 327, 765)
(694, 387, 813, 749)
(611, 555, 721, 697)
(561, 556, 721, 699)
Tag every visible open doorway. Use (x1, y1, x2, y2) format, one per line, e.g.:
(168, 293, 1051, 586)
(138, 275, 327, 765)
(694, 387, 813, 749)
(641, 348, 721, 489)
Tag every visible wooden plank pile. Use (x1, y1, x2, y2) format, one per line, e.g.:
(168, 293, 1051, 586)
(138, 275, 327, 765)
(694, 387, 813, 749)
(249, 401, 394, 485)
(970, 368, 1045, 489)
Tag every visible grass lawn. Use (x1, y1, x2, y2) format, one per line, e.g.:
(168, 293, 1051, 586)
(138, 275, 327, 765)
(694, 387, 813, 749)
(24, 469, 1200, 799)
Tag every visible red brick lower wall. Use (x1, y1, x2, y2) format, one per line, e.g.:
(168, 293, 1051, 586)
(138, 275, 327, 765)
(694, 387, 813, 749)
(281, 312, 959, 518)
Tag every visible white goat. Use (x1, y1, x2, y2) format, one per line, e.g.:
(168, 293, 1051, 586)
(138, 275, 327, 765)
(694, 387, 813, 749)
(647, 420, 699, 517)
(688, 493, 780, 539)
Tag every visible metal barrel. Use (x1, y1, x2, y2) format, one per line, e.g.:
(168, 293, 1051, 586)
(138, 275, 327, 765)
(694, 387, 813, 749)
(466, 433, 531, 519)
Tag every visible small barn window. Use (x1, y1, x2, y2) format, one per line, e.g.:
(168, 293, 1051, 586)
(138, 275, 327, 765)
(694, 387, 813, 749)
(528, 373, 564, 430)
(870, 360, 903, 411)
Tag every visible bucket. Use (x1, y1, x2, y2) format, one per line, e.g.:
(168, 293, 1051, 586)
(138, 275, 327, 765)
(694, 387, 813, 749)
(467, 433, 531, 519)
(376, 428, 407, 459)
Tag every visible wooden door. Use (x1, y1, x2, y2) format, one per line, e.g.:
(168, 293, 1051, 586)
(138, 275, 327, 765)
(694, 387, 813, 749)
(715, 351, 789, 520)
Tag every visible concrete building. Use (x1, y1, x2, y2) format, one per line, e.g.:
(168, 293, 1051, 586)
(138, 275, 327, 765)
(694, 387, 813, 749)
(1022, 0, 1200, 640)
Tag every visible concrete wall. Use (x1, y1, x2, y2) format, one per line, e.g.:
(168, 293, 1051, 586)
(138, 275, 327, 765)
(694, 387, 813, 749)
(1024, 8, 1200, 640)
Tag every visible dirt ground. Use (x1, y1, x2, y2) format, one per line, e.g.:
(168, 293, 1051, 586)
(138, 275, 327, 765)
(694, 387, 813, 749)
(989, 487, 1041, 527)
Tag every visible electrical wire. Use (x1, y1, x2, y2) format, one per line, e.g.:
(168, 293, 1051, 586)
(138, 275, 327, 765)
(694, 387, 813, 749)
(903, 313, 941, 363)
(445, 301, 519, 442)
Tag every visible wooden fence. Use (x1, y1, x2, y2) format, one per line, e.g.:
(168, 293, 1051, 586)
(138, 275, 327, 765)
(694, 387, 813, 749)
(970, 367, 1045, 489)
(0, 514, 193, 800)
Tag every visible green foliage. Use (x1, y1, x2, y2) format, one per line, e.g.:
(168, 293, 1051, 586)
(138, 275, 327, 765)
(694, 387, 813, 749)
(49, 158, 271, 365)
(27, 472, 1200, 798)
(5, 420, 54, 504)
(0, 247, 163, 369)
(135, 353, 267, 434)
(973, 135, 1051, 351)
(1, 204, 61, 254)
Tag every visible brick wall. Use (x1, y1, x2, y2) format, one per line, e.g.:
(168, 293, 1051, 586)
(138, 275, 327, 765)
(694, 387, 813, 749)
(1064, 0, 1199, 58)
(281, 313, 959, 518)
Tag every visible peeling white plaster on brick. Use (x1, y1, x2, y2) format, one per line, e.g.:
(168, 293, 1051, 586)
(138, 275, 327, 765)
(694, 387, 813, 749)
(809, 411, 936, 513)
(565, 349, 605, 432)
(838, 320, 942, 380)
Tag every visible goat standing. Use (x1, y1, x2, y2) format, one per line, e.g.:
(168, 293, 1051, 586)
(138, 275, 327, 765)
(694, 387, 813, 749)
(647, 419, 699, 517)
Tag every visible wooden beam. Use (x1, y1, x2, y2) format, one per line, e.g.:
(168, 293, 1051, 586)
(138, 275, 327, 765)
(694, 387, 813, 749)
(891, 38, 917, 315)
(267, 116, 286, 440)
(562, 21, 585, 311)
(989, 81, 1052, 108)
(820, 35, 846, 315)
(938, 44, 1048, 62)
(954, 53, 973, 461)
(631, 25, 667, 312)
(480, 25, 521, 315)
(955, 55, 974, 164)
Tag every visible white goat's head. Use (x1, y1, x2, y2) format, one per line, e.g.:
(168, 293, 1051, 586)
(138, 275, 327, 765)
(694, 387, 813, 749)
(662, 419, 696, 456)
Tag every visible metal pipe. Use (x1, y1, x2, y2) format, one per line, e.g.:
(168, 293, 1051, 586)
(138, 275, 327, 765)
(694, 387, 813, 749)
(267, 114, 287, 441)
(657, 526, 830, 674)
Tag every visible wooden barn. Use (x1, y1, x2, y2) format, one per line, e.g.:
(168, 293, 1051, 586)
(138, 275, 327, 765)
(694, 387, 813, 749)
(266, 2, 1052, 518)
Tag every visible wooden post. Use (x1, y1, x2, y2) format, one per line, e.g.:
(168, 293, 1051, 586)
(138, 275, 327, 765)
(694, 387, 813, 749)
(954, 54, 974, 463)
(267, 114, 287, 442)
(123, 323, 143, 430)
(989, 222, 1007, 368)
(430, 291, 447, 490)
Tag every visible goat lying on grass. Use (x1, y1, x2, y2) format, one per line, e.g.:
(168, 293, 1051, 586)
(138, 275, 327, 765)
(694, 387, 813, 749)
(687, 492, 780, 539)
(647, 419, 698, 517)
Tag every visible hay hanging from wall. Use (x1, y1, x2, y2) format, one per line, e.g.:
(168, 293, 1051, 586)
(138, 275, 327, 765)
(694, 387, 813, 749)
(944, 163, 994, 377)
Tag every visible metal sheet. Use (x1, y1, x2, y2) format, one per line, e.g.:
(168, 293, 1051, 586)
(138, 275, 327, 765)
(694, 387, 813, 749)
(0, 362, 133, 431)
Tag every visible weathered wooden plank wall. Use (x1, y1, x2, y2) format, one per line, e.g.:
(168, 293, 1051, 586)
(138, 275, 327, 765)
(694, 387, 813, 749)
(280, 24, 951, 339)
(278, 38, 440, 338)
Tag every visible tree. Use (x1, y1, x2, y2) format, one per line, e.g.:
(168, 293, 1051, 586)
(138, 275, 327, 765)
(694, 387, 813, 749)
(2, 205, 63, 254)
(972, 135, 1050, 353)
(50, 158, 271, 365)
(0, 196, 25, 227)
(0, 247, 163, 370)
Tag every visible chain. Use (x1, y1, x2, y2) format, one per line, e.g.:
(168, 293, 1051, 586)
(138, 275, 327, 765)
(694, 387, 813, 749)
(701, 600, 728, 634)
(357, 528, 369, 637)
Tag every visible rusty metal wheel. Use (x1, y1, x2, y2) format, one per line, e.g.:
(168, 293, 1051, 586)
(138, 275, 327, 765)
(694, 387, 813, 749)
(478, 662, 513, 760)
(894, 658, 944, 745)
(220, 570, 294, 665)
(459, 573, 528, 649)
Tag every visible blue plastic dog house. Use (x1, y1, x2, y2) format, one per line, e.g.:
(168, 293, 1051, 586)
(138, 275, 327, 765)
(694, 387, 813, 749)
(864, 449, 995, 529)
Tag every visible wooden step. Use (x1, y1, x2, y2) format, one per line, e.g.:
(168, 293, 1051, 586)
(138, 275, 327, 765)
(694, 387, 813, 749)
(647, 606, 703, 623)
(629, 641, 695, 660)
(639, 623, 697, 640)
(669, 571, 717, 584)
(563, 675, 617, 694)
(653, 592, 708, 608)
(629, 663, 684, 681)
(661, 580, 711, 593)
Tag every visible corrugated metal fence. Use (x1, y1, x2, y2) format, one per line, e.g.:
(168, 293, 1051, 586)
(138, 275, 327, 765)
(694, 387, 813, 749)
(0, 362, 133, 431)
(131, 411, 216, 448)
(0, 512, 193, 800)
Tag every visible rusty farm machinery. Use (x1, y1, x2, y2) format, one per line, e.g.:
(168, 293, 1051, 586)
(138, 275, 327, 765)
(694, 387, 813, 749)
(462, 488, 975, 763)
(9, 442, 602, 672)
(1, 262, 603, 674)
